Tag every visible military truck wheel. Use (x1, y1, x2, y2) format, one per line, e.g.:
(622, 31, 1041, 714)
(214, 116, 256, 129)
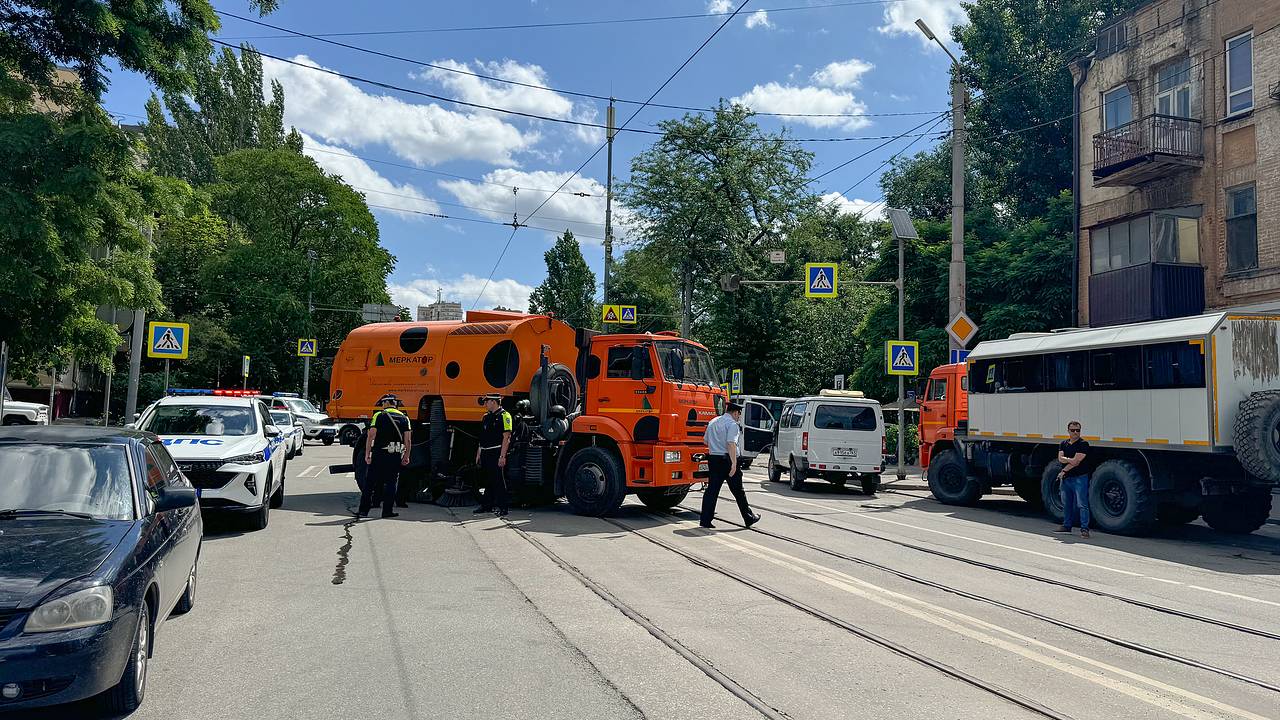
(1202, 490, 1272, 534)
(1156, 502, 1200, 526)
(1233, 391, 1280, 485)
(564, 447, 627, 516)
(637, 487, 689, 511)
(1088, 459, 1155, 535)
(1013, 476, 1044, 509)
(1040, 462, 1066, 523)
(928, 449, 980, 506)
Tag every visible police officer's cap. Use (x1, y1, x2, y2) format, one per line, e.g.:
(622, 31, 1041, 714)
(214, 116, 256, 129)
(376, 393, 401, 406)
(478, 393, 503, 406)
(726, 400, 745, 412)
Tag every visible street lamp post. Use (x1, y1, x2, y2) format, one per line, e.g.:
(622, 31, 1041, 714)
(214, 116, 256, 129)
(303, 250, 318, 401)
(915, 19, 967, 352)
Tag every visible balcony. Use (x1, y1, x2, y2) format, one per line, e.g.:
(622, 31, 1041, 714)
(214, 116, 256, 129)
(1089, 262, 1204, 327)
(1093, 115, 1202, 186)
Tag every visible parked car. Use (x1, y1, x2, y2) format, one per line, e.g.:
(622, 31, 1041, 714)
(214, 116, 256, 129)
(0, 426, 201, 714)
(134, 393, 286, 530)
(261, 393, 337, 445)
(768, 390, 886, 494)
(2, 387, 49, 426)
(737, 395, 789, 470)
(269, 409, 305, 459)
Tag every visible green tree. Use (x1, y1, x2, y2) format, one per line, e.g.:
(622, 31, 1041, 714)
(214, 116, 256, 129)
(143, 45, 303, 184)
(609, 245, 680, 334)
(529, 231, 597, 328)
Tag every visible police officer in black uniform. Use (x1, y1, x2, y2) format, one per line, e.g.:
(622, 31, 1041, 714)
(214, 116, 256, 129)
(474, 394, 512, 517)
(359, 393, 412, 518)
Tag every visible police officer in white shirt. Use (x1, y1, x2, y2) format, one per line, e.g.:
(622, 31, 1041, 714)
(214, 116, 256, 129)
(699, 400, 760, 529)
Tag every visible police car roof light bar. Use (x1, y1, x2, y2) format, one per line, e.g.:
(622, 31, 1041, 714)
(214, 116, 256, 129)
(272, 392, 300, 397)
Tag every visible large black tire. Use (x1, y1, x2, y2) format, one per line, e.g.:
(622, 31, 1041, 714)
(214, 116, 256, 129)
(1202, 490, 1273, 534)
(1012, 476, 1044, 509)
(323, 437, 334, 446)
(860, 474, 881, 495)
(1233, 391, 1280, 485)
(104, 601, 150, 713)
(248, 479, 271, 530)
(637, 486, 690, 511)
(338, 424, 361, 446)
(174, 556, 198, 614)
(563, 447, 627, 516)
(530, 363, 578, 421)
(767, 448, 783, 483)
(1156, 502, 1200, 526)
(1040, 461, 1066, 523)
(1088, 459, 1155, 535)
(927, 449, 981, 506)
(789, 458, 806, 491)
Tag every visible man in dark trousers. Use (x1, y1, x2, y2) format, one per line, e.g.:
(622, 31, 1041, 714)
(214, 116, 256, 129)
(1054, 420, 1091, 538)
(358, 393, 412, 518)
(474, 394, 512, 517)
(699, 400, 760, 529)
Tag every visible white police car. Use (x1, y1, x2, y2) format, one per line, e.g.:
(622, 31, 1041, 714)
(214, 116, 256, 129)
(262, 393, 337, 445)
(135, 392, 287, 530)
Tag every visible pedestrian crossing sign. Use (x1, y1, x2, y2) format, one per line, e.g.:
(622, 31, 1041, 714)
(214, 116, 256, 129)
(731, 368, 743, 394)
(619, 305, 637, 324)
(298, 338, 317, 357)
(602, 304, 636, 324)
(804, 263, 838, 298)
(885, 340, 919, 376)
(146, 322, 189, 360)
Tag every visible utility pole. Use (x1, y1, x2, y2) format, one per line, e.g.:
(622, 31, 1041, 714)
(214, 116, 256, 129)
(897, 228, 906, 482)
(603, 98, 616, 306)
(303, 250, 318, 401)
(125, 223, 153, 419)
(916, 18, 967, 352)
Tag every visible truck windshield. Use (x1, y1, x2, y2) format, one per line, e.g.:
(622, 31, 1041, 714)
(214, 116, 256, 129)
(655, 341, 718, 385)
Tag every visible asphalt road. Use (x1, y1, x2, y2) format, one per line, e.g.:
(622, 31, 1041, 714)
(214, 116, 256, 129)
(58, 443, 1280, 719)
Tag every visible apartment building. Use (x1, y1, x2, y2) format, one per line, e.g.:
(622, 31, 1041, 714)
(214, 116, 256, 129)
(1071, 0, 1279, 327)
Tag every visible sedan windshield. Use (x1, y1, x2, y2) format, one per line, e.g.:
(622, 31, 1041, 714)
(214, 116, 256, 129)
(0, 443, 134, 520)
(284, 398, 319, 414)
(655, 341, 719, 385)
(142, 405, 256, 437)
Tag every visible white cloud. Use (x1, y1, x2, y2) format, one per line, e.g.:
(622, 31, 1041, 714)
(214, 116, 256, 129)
(706, 0, 733, 13)
(732, 82, 872, 130)
(879, 0, 966, 46)
(416, 59, 575, 120)
(438, 169, 623, 245)
(262, 54, 537, 167)
(821, 191, 884, 220)
(390, 275, 535, 313)
(745, 10, 773, 29)
(811, 58, 873, 89)
(300, 134, 440, 220)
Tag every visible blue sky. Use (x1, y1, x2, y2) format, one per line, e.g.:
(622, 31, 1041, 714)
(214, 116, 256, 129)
(101, 0, 965, 312)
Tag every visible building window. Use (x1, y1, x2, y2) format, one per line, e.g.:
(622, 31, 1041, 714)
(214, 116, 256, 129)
(1094, 212, 1202, 272)
(1152, 214, 1200, 264)
(1155, 58, 1192, 118)
(1226, 185, 1258, 273)
(1097, 22, 1128, 57)
(1102, 85, 1133, 130)
(1226, 32, 1253, 115)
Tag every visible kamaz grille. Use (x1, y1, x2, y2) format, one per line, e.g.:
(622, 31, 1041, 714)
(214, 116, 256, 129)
(184, 470, 235, 490)
(449, 322, 511, 336)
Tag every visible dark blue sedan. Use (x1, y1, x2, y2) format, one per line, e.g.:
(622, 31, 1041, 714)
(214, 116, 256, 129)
(0, 427, 201, 714)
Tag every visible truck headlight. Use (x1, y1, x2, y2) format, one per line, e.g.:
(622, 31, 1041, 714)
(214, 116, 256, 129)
(25, 586, 114, 633)
(664, 451, 682, 464)
(225, 451, 266, 465)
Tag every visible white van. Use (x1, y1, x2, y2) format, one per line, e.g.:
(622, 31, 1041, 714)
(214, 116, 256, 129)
(768, 390, 885, 494)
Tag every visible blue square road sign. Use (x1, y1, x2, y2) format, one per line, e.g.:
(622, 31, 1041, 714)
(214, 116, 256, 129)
(885, 340, 919, 376)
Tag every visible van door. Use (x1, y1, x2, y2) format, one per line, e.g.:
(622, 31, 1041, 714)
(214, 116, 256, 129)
(742, 400, 777, 455)
(784, 401, 807, 461)
(808, 403, 880, 467)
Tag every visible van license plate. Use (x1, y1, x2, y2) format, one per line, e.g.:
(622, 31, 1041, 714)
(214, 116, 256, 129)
(698, 462, 709, 472)
(832, 448, 858, 458)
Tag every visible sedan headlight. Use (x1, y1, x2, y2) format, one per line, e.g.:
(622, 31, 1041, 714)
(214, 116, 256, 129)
(225, 451, 267, 465)
(25, 586, 114, 633)
(664, 450, 682, 464)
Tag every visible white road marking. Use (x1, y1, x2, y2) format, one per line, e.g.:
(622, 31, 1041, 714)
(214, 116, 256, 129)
(763, 493, 1280, 608)
(299, 465, 317, 478)
(710, 532, 1271, 720)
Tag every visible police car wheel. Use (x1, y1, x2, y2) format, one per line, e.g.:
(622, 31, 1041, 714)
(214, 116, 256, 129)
(248, 482, 271, 530)
(270, 475, 285, 509)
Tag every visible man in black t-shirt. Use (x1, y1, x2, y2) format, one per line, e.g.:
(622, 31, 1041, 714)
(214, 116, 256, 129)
(1054, 421, 1091, 538)
(473, 394, 513, 517)
(358, 393, 412, 518)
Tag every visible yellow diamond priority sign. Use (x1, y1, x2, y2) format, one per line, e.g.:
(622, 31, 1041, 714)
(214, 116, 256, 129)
(946, 311, 978, 347)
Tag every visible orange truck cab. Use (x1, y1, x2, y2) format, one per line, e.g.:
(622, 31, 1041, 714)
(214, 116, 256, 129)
(327, 311, 723, 516)
(917, 362, 969, 471)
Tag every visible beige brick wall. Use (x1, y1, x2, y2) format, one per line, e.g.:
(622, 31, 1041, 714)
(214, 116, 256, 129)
(1075, 0, 1280, 325)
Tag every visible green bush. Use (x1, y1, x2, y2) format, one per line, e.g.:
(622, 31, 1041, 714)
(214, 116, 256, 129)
(885, 422, 920, 463)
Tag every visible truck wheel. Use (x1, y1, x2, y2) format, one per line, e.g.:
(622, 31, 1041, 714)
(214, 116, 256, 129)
(637, 487, 689, 511)
(564, 447, 626, 516)
(1088, 459, 1155, 535)
(1156, 503, 1200, 526)
(860, 474, 881, 495)
(1013, 476, 1044, 509)
(1040, 462, 1066, 523)
(788, 459, 806, 491)
(339, 424, 361, 446)
(1232, 391, 1280, 485)
(323, 437, 335, 446)
(1202, 490, 1272, 534)
(927, 449, 980, 506)
(767, 449, 783, 483)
